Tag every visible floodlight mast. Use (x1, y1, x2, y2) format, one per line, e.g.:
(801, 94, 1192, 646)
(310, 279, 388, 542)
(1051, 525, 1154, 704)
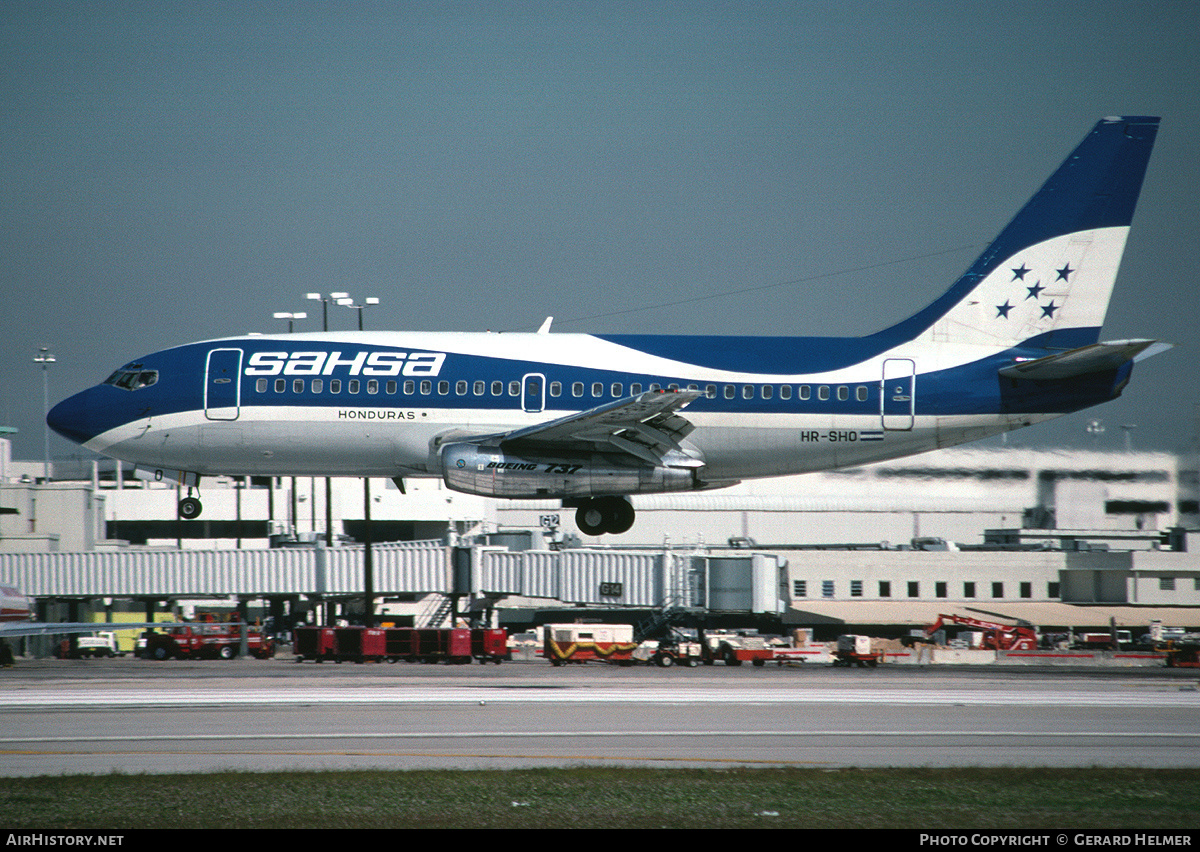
(334, 295, 383, 626)
(34, 347, 56, 482)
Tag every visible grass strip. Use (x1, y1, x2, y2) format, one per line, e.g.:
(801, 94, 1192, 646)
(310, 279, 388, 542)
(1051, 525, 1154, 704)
(4, 766, 1200, 829)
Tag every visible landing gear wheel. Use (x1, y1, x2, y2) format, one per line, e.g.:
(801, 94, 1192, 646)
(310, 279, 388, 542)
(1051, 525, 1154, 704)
(606, 497, 635, 534)
(576, 502, 607, 536)
(179, 497, 203, 520)
(574, 496, 636, 535)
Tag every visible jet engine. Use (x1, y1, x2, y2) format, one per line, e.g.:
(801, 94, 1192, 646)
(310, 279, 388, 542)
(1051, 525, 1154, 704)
(440, 442, 705, 500)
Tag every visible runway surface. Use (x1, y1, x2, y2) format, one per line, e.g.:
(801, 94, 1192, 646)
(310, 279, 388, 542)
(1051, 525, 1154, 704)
(2, 657, 1198, 776)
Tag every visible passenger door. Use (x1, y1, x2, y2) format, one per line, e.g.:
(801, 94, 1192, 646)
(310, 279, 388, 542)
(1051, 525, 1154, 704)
(204, 348, 243, 421)
(881, 358, 915, 431)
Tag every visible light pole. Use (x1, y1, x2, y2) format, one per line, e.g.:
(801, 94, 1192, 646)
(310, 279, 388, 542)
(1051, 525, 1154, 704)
(305, 294, 347, 547)
(306, 292, 348, 332)
(335, 295, 382, 626)
(271, 312, 307, 538)
(33, 347, 55, 482)
(272, 311, 307, 333)
(335, 296, 379, 331)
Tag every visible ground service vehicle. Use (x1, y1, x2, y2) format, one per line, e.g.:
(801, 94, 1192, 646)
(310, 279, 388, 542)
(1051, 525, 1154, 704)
(701, 630, 774, 666)
(651, 638, 704, 667)
(916, 614, 1038, 651)
(1075, 630, 1132, 650)
(833, 634, 883, 667)
(1164, 640, 1200, 668)
(545, 623, 638, 665)
(145, 617, 275, 660)
(54, 632, 120, 659)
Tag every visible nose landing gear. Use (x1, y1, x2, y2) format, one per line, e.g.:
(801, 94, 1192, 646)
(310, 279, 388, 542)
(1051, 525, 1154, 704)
(178, 479, 203, 520)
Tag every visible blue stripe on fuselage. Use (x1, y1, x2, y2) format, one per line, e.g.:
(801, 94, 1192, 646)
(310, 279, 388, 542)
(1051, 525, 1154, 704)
(50, 336, 1131, 447)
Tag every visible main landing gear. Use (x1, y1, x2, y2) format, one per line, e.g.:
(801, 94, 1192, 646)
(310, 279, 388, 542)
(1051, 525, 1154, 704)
(574, 496, 635, 536)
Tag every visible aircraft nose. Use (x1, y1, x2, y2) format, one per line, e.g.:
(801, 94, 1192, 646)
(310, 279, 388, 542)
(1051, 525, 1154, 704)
(47, 389, 96, 446)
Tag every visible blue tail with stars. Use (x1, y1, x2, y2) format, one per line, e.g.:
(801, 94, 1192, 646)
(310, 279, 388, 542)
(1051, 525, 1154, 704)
(872, 116, 1160, 354)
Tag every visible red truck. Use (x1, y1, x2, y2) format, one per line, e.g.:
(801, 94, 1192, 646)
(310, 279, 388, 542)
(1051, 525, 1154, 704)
(144, 616, 275, 660)
(919, 613, 1038, 651)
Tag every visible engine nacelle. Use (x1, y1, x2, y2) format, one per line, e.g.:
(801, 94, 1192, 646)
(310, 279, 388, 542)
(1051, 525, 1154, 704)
(441, 442, 702, 498)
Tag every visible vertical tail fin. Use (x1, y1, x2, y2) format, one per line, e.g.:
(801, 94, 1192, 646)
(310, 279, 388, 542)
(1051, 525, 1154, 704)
(880, 117, 1159, 351)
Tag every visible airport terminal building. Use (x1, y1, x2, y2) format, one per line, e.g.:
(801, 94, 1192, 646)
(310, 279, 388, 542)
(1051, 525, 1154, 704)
(1, 437, 1197, 642)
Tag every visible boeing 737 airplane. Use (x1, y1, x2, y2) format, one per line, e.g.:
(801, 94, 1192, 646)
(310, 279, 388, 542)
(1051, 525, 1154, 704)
(47, 117, 1167, 536)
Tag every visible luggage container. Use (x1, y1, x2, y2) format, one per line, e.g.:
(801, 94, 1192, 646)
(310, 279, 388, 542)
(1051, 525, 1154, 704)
(334, 626, 386, 663)
(471, 628, 508, 663)
(293, 626, 336, 662)
(385, 627, 421, 662)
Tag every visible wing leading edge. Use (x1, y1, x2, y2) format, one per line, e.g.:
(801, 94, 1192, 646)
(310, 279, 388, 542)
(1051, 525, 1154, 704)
(497, 388, 704, 467)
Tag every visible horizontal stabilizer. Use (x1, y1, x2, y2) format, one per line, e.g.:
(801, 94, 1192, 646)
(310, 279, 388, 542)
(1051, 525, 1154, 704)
(998, 339, 1171, 380)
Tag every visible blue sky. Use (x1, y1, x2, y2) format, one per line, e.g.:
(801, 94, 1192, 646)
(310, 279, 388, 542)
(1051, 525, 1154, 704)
(3, 1, 1198, 463)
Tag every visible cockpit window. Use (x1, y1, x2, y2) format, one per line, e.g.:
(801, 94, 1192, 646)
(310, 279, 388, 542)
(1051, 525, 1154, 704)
(104, 369, 158, 390)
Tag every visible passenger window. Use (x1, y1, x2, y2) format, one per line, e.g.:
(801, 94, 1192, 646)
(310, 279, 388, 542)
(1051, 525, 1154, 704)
(572, 382, 583, 397)
(857, 386, 868, 401)
(592, 382, 603, 397)
(799, 385, 810, 400)
(780, 385, 792, 400)
(724, 385, 735, 399)
(549, 381, 561, 397)
(742, 385, 753, 399)
(294, 379, 305, 393)
(438, 381, 449, 395)
(367, 380, 378, 395)
(631, 383, 643, 395)
(275, 378, 286, 393)
(762, 385, 773, 400)
(818, 386, 829, 401)
(611, 383, 623, 397)
(349, 380, 360, 394)
(474, 381, 485, 395)
(508, 381, 520, 396)
(705, 385, 716, 398)
(649, 383, 661, 392)
(386, 380, 397, 394)
(312, 379, 323, 394)
(420, 380, 431, 395)
(456, 380, 467, 395)
(331, 380, 342, 394)
(668, 383, 680, 392)
(256, 378, 267, 393)
(837, 386, 848, 401)
(403, 380, 414, 395)
(492, 381, 503, 396)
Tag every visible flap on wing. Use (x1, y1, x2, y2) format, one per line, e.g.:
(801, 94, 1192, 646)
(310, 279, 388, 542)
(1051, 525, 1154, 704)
(499, 389, 704, 465)
(998, 339, 1171, 380)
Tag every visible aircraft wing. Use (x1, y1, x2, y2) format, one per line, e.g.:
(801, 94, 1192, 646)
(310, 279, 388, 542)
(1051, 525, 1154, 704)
(998, 339, 1171, 381)
(0, 621, 234, 639)
(498, 388, 704, 465)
